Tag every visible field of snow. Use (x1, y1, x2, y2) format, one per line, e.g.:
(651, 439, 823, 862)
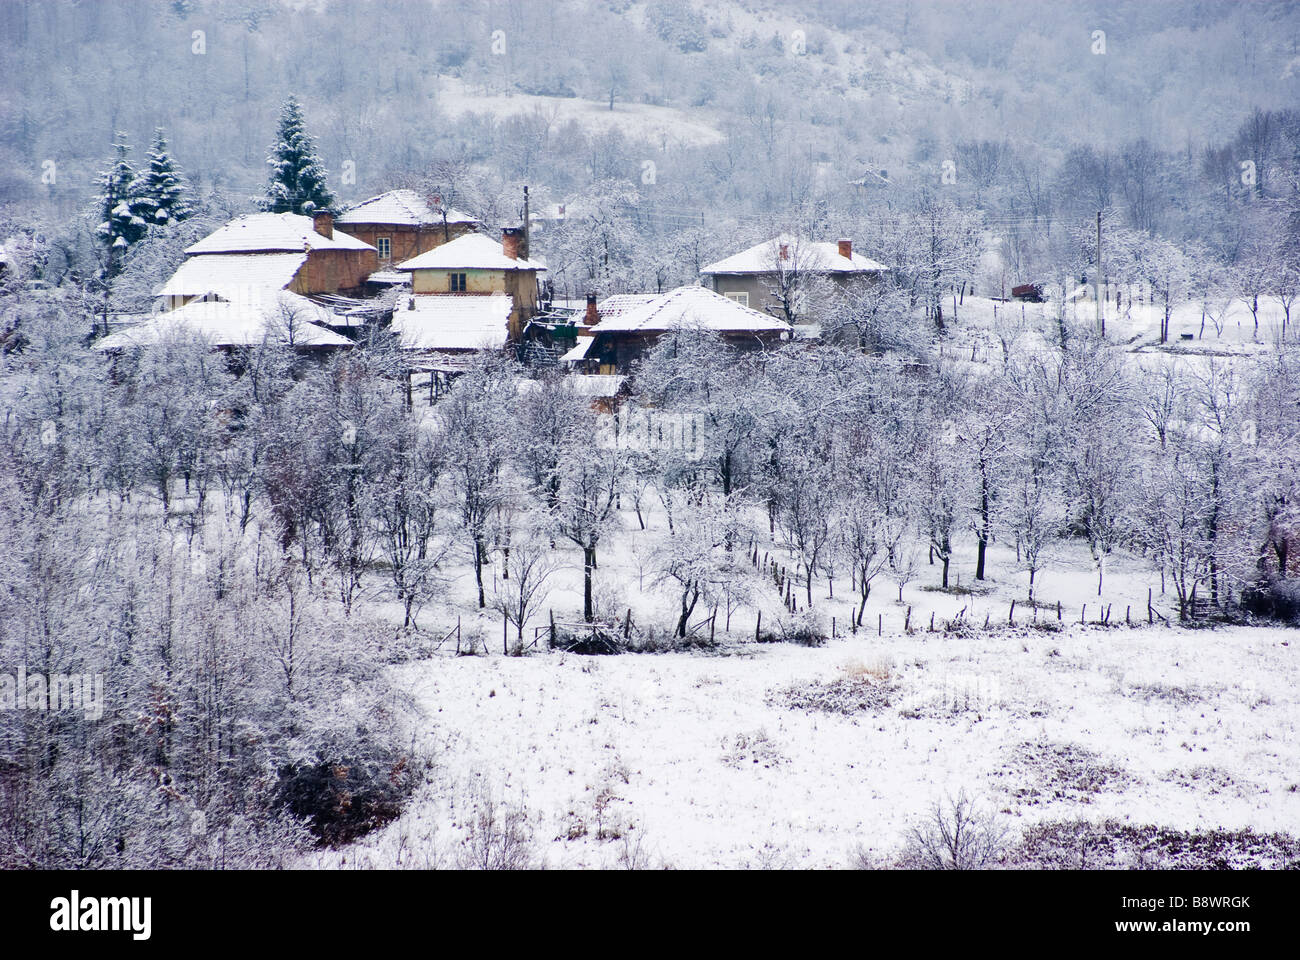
(954, 292, 1296, 361)
(305, 498, 1299, 869)
(436, 77, 725, 149)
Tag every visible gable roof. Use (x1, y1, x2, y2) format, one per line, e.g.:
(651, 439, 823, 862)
(160, 252, 308, 302)
(335, 189, 478, 227)
(186, 213, 376, 255)
(97, 291, 353, 350)
(389, 292, 512, 351)
(593, 285, 790, 334)
(395, 233, 546, 272)
(702, 235, 887, 275)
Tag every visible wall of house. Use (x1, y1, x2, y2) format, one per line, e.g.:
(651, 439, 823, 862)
(704, 274, 773, 315)
(410, 268, 505, 295)
(289, 248, 379, 295)
(597, 329, 784, 374)
(706, 271, 880, 322)
(335, 222, 476, 265)
(503, 271, 539, 341)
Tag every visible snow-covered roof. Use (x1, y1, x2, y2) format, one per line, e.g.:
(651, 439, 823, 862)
(367, 270, 409, 285)
(702, 235, 887, 275)
(335, 189, 478, 227)
(566, 374, 626, 397)
(395, 233, 546, 272)
(186, 213, 376, 255)
(559, 335, 594, 362)
(96, 291, 353, 350)
(592, 294, 660, 320)
(160, 252, 307, 302)
(593, 285, 790, 334)
(389, 293, 512, 351)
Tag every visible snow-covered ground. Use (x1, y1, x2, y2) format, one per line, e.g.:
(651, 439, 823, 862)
(953, 292, 1297, 361)
(436, 77, 725, 149)
(305, 497, 1299, 869)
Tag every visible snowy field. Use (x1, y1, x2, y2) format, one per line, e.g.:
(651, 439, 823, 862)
(436, 77, 725, 149)
(304, 501, 1299, 869)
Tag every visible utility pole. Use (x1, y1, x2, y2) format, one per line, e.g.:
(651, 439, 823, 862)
(522, 185, 530, 260)
(1096, 210, 1104, 337)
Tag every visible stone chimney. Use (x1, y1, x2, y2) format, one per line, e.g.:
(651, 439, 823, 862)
(313, 211, 334, 240)
(585, 292, 599, 327)
(501, 226, 523, 261)
(838, 238, 853, 260)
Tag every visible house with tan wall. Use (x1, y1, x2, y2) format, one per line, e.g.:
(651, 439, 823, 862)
(160, 211, 378, 310)
(334, 189, 479, 267)
(394, 227, 545, 342)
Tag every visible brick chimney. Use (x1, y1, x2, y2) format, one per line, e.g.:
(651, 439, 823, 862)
(779, 242, 789, 261)
(313, 211, 333, 240)
(838, 238, 853, 260)
(501, 226, 523, 261)
(585, 292, 599, 327)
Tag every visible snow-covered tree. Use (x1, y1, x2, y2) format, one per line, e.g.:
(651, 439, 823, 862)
(260, 95, 336, 216)
(95, 132, 150, 274)
(136, 128, 193, 227)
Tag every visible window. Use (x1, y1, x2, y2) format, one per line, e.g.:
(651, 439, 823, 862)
(375, 236, 391, 260)
(724, 291, 749, 306)
(450, 272, 467, 292)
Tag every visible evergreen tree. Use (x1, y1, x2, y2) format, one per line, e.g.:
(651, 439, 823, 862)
(137, 127, 193, 227)
(259, 96, 335, 216)
(95, 132, 150, 275)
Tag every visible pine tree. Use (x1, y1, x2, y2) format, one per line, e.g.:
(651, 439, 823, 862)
(260, 96, 335, 216)
(96, 132, 150, 275)
(137, 127, 193, 227)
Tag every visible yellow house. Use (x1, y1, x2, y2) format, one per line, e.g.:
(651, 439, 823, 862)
(394, 228, 545, 341)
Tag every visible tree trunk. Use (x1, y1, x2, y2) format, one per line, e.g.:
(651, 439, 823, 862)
(473, 536, 486, 608)
(583, 545, 596, 622)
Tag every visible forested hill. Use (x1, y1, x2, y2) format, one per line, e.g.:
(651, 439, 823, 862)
(1, 0, 1297, 221)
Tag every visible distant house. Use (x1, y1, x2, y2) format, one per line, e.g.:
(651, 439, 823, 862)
(97, 290, 354, 353)
(701, 234, 887, 322)
(394, 228, 545, 342)
(163, 212, 378, 309)
(565, 285, 790, 374)
(334, 189, 479, 267)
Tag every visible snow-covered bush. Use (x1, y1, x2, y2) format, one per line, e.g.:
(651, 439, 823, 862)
(897, 791, 1009, 870)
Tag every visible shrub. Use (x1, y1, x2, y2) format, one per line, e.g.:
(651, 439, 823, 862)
(897, 791, 1009, 869)
(1010, 820, 1300, 869)
(276, 753, 416, 847)
(456, 791, 540, 870)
